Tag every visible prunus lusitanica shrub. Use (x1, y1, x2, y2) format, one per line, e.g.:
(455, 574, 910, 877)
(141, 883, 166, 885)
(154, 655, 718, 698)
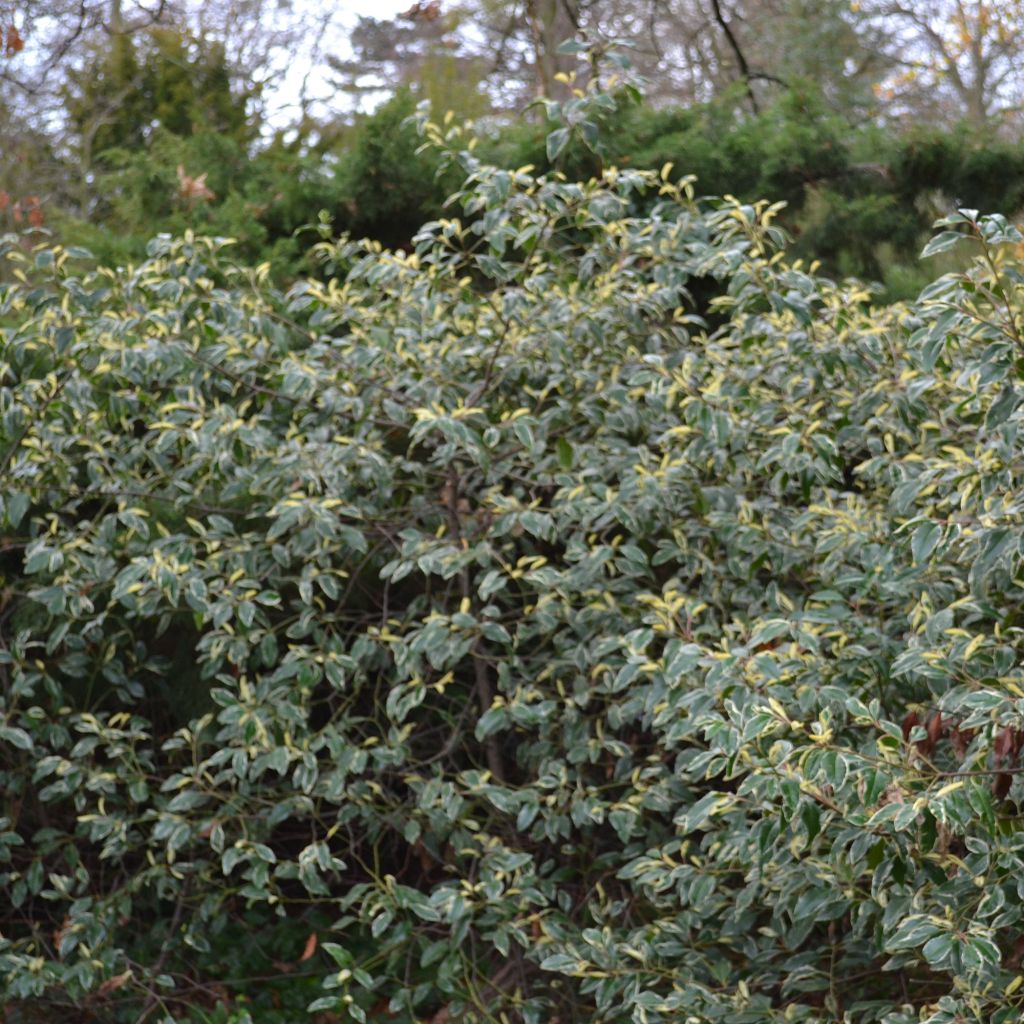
(4, 102, 1024, 1024)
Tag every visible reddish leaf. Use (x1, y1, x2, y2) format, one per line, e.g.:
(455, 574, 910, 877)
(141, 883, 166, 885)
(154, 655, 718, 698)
(299, 932, 317, 962)
(176, 164, 216, 204)
(949, 727, 972, 760)
(401, 1, 442, 21)
(96, 970, 132, 996)
(993, 771, 1012, 799)
(995, 726, 1014, 763)
(3, 26, 25, 57)
(901, 710, 919, 741)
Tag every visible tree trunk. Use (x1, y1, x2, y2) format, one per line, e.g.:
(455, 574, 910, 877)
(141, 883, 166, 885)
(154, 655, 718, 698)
(524, 0, 576, 99)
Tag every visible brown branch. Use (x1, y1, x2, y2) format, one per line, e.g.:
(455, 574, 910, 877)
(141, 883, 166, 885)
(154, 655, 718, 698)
(444, 467, 505, 782)
(938, 766, 1024, 778)
(524, 0, 550, 100)
(471, 637, 505, 781)
(135, 878, 191, 1024)
(708, 0, 759, 113)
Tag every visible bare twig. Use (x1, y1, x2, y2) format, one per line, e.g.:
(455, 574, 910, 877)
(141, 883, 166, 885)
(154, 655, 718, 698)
(708, 0, 759, 113)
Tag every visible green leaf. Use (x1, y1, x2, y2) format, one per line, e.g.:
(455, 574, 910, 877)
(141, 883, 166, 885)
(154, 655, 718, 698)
(0, 726, 33, 752)
(921, 230, 966, 258)
(547, 128, 571, 162)
(5, 492, 29, 528)
(911, 521, 942, 564)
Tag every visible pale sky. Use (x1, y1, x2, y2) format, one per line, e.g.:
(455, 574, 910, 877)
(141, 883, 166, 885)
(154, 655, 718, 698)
(268, 0, 420, 126)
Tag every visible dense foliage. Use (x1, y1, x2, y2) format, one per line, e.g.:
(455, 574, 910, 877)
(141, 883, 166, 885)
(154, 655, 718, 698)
(40, 77, 1024, 301)
(5, 102, 1024, 1024)
(8, 1, 1024, 299)
(52, 88, 451, 280)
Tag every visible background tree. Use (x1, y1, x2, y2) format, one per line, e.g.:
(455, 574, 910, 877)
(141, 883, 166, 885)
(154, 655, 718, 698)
(329, 0, 893, 118)
(60, 22, 254, 225)
(2, 0, 1023, 294)
(328, 2, 493, 118)
(0, 0, 171, 99)
(64, 24, 253, 161)
(859, 0, 1024, 130)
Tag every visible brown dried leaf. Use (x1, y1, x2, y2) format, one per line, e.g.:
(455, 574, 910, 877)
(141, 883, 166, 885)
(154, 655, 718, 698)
(96, 970, 133, 996)
(949, 727, 971, 760)
(901, 710, 918, 741)
(995, 726, 1014, 763)
(3, 26, 25, 57)
(176, 164, 216, 204)
(53, 914, 71, 953)
(993, 771, 1012, 800)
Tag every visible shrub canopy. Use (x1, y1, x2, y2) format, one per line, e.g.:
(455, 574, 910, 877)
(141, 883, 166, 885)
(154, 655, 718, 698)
(3, 115, 1024, 1024)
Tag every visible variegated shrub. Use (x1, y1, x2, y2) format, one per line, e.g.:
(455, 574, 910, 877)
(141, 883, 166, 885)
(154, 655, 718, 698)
(3, 116, 1024, 1024)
